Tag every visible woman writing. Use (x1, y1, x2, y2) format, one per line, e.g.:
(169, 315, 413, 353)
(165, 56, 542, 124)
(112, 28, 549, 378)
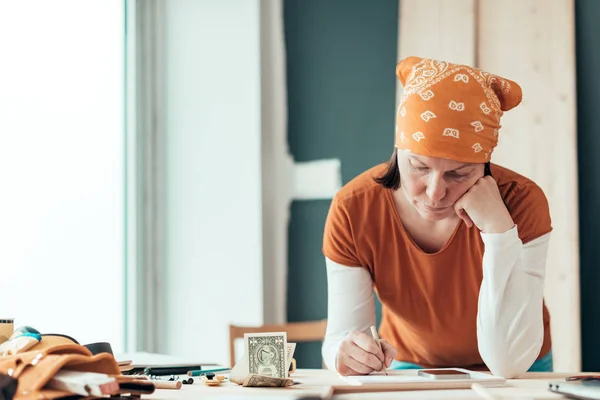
(322, 56, 552, 378)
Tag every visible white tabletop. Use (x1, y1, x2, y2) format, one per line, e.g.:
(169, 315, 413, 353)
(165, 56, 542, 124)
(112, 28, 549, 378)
(144, 369, 584, 400)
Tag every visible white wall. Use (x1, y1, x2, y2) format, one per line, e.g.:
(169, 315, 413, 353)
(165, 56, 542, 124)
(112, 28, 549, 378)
(0, 1, 124, 350)
(159, 0, 264, 366)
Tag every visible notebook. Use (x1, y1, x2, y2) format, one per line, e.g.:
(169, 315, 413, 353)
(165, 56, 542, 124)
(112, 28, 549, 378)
(340, 368, 505, 388)
(114, 351, 219, 376)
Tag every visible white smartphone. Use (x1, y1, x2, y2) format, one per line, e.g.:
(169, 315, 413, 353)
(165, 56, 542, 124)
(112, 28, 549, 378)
(417, 369, 471, 380)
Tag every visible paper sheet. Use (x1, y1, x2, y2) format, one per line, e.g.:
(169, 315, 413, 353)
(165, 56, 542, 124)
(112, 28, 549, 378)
(341, 368, 506, 386)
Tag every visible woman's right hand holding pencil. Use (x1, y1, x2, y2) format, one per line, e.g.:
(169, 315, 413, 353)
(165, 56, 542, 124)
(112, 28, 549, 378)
(335, 330, 397, 376)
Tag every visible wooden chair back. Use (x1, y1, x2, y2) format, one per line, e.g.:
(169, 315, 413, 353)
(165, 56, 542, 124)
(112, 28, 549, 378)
(228, 319, 327, 368)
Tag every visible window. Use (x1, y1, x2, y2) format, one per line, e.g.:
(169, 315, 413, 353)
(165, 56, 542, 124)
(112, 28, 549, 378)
(0, 1, 125, 351)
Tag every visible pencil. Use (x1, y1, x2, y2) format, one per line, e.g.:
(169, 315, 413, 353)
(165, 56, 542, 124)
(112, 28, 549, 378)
(471, 383, 503, 400)
(152, 380, 182, 390)
(187, 367, 230, 377)
(369, 325, 388, 375)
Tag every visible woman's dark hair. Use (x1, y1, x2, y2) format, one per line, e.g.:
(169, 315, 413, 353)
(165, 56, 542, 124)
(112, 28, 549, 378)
(373, 148, 493, 190)
(374, 148, 401, 190)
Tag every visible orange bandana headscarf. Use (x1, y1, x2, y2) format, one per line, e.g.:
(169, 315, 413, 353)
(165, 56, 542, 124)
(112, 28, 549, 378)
(395, 56, 522, 163)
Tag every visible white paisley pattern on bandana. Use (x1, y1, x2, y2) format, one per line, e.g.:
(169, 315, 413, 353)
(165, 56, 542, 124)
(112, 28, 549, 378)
(399, 59, 456, 106)
(394, 56, 522, 163)
(399, 58, 512, 125)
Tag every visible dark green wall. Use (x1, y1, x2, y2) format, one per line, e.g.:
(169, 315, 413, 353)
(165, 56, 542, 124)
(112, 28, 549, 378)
(284, 0, 398, 368)
(576, 0, 600, 373)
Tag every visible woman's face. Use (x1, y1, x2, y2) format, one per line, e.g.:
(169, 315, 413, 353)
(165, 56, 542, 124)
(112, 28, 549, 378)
(397, 151, 484, 221)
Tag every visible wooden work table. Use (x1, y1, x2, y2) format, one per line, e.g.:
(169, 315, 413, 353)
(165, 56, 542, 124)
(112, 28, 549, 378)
(145, 369, 583, 399)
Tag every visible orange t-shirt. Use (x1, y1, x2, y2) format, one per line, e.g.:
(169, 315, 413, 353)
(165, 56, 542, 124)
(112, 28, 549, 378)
(322, 163, 552, 368)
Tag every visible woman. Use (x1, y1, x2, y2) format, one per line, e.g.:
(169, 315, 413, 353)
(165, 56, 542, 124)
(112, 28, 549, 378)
(321, 56, 552, 378)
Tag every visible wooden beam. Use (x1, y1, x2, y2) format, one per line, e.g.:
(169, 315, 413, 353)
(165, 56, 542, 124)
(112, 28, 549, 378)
(477, 0, 580, 372)
(397, 0, 477, 113)
(397, 0, 477, 63)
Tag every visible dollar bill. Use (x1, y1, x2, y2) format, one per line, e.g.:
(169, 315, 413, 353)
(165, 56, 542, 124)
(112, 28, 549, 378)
(286, 342, 296, 372)
(242, 374, 294, 387)
(245, 332, 287, 378)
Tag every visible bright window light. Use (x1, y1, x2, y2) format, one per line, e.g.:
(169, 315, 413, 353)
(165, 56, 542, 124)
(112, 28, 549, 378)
(0, 0, 125, 351)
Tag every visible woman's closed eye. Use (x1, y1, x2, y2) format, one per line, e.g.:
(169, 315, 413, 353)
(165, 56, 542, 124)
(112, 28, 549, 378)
(409, 162, 429, 172)
(445, 170, 470, 179)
